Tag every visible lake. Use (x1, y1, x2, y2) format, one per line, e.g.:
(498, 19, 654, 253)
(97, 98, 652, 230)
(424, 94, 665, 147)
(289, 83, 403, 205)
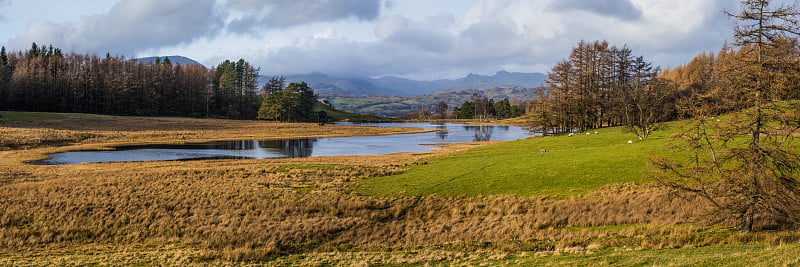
(33, 122, 536, 165)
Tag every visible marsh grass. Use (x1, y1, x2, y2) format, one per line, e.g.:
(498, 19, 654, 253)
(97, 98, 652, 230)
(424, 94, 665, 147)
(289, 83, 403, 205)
(0, 112, 798, 265)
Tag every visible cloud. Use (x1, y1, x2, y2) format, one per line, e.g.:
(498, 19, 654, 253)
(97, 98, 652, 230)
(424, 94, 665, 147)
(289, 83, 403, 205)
(225, 0, 383, 34)
(377, 14, 456, 54)
(4, 0, 739, 79)
(0, 0, 7, 22)
(252, 0, 736, 79)
(8, 0, 223, 55)
(550, 0, 643, 21)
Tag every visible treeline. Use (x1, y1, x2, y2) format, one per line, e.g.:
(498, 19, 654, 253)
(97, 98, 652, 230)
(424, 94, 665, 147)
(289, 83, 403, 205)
(532, 40, 677, 137)
(453, 97, 525, 120)
(0, 43, 266, 119)
(661, 39, 800, 115)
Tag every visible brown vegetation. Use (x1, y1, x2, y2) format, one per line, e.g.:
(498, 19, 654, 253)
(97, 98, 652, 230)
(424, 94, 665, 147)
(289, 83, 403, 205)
(2, 116, 797, 264)
(3, 152, 797, 264)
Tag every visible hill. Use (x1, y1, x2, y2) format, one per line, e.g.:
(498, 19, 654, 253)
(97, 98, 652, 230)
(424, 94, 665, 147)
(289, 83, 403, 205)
(284, 73, 401, 96)
(275, 71, 546, 96)
(315, 102, 393, 122)
(321, 86, 538, 117)
(134, 55, 205, 68)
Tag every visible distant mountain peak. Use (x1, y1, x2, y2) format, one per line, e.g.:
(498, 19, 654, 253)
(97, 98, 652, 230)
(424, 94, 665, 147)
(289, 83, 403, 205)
(134, 55, 205, 68)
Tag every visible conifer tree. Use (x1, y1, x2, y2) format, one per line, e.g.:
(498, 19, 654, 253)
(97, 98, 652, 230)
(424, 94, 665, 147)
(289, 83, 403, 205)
(655, 0, 800, 232)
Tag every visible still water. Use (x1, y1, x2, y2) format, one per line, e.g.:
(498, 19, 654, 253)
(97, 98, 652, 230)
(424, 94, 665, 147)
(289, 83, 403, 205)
(34, 123, 536, 165)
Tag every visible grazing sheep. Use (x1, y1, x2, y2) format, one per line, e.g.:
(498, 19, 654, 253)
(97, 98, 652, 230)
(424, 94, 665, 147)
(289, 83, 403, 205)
(627, 140, 633, 144)
(594, 131, 599, 134)
(586, 132, 591, 135)
(568, 133, 574, 137)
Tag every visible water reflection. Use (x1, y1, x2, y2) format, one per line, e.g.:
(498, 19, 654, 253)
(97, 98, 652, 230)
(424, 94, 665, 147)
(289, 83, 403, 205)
(258, 139, 317, 158)
(434, 124, 450, 140)
(34, 123, 537, 165)
(463, 125, 495, 141)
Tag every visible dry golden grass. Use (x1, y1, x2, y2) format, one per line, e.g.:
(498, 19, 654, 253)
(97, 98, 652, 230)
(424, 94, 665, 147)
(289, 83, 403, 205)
(0, 114, 798, 265)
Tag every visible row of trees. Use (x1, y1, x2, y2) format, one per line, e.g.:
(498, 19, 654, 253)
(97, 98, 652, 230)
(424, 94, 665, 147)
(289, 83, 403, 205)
(453, 96, 525, 120)
(533, 40, 676, 138)
(0, 43, 264, 119)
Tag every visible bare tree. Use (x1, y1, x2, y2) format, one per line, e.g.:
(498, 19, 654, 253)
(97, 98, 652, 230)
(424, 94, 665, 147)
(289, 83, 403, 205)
(655, 0, 800, 232)
(620, 78, 676, 140)
(435, 101, 449, 119)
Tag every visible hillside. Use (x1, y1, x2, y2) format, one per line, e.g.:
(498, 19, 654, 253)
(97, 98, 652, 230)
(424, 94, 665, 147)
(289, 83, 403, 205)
(322, 86, 538, 117)
(315, 102, 393, 122)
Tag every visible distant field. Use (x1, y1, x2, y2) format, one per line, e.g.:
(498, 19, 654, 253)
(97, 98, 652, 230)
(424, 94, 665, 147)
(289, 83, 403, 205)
(0, 111, 108, 122)
(360, 125, 673, 196)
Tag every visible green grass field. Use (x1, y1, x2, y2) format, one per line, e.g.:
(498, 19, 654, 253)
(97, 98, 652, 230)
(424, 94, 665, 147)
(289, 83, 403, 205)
(360, 124, 677, 197)
(266, 243, 800, 266)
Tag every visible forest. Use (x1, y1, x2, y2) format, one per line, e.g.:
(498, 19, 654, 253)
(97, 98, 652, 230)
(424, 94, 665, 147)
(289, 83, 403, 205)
(0, 43, 320, 121)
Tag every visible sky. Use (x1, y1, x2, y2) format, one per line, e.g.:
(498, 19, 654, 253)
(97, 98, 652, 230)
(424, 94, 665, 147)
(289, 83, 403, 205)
(0, 0, 745, 80)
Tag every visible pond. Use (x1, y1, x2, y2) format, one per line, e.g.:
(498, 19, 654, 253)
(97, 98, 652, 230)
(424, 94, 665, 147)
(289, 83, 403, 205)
(33, 123, 537, 165)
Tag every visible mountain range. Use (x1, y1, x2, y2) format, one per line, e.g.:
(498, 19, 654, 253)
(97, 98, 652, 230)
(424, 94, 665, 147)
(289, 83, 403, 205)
(134, 55, 545, 97)
(278, 71, 546, 96)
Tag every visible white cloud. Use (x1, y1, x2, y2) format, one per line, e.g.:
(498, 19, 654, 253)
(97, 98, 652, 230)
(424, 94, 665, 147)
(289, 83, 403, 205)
(8, 0, 222, 55)
(252, 0, 734, 79)
(4, 0, 739, 79)
(225, 0, 384, 34)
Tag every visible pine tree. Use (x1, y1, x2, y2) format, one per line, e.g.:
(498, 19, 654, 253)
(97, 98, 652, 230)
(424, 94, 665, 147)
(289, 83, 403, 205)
(0, 46, 7, 66)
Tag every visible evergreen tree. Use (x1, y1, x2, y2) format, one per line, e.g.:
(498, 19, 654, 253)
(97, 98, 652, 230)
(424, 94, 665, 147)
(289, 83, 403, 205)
(453, 101, 475, 119)
(0, 46, 7, 66)
(257, 82, 316, 122)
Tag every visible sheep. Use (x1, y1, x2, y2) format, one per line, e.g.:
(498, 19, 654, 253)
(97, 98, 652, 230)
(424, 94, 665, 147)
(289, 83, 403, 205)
(627, 140, 633, 144)
(568, 133, 575, 137)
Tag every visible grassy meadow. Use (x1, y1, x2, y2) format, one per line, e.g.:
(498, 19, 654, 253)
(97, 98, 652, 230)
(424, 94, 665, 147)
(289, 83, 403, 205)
(359, 126, 668, 196)
(1, 111, 798, 265)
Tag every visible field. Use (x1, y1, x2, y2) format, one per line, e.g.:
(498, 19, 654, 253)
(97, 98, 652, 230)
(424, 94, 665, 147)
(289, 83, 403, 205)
(1, 112, 798, 265)
(359, 126, 666, 196)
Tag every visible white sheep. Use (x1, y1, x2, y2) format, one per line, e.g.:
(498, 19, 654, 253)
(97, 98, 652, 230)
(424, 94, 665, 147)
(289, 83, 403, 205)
(627, 140, 633, 144)
(568, 133, 575, 137)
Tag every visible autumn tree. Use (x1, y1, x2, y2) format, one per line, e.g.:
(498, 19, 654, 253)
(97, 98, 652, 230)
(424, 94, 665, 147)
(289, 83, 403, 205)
(655, 0, 800, 232)
(2, 43, 211, 117)
(540, 40, 665, 133)
(619, 78, 677, 139)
